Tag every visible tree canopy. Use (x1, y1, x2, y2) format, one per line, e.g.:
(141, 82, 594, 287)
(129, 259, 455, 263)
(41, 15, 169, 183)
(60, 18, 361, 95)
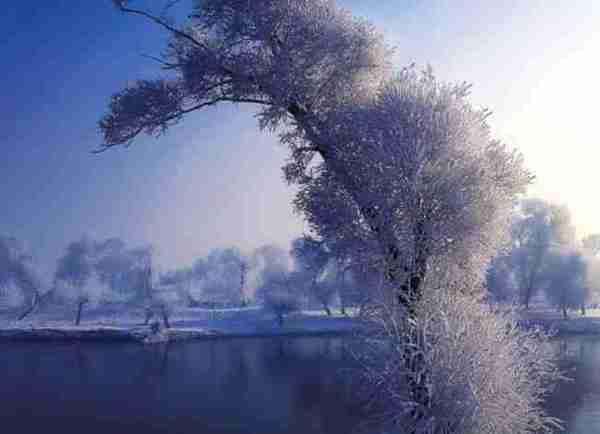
(99, 0, 531, 314)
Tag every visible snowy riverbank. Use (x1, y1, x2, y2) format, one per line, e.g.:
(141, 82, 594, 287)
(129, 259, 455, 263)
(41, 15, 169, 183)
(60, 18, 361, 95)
(0, 307, 362, 343)
(7, 305, 600, 343)
(518, 308, 600, 335)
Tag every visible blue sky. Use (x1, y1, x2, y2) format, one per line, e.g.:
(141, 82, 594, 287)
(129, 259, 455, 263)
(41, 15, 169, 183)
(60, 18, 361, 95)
(2, 1, 600, 280)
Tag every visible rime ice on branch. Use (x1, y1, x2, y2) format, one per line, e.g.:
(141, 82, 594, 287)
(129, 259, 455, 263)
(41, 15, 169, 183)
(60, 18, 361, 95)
(99, 1, 531, 313)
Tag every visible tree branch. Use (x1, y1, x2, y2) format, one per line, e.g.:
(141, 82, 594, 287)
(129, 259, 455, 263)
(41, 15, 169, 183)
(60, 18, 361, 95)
(140, 53, 181, 70)
(94, 96, 272, 153)
(116, 4, 206, 49)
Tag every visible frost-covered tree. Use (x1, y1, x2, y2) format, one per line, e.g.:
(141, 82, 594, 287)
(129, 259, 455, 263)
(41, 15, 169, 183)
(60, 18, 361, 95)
(509, 199, 576, 309)
(93, 237, 143, 301)
(0, 235, 41, 312)
(202, 247, 246, 306)
(159, 266, 198, 307)
(543, 250, 588, 319)
(128, 246, 170, 327)
(101, 5, 528, 313)
(291, 236, 335, 314)
(97, 2, 554, 431)
(356, 287, 562, 434)
(162, 248, 251, 308)
(99, 1, 529, 314)
(256, 263, 300, 326)
(55, 238, 95, 325)
(249, 244, 291, 302)
(294, 68, 531, 312)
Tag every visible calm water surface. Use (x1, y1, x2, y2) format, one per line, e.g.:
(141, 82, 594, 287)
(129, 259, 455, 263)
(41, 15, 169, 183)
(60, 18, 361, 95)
(545, 336, 600, 433)
(0, 337, 364, 434)
(1, 335, 599, 434)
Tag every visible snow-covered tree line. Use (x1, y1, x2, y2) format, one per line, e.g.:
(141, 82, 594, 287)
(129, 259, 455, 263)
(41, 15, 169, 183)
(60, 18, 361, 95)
(486, 197, 600, 318)
(158, 236, 374, 318)
(87, 0, 563, 432)
(0, 236, 159, 324)
(0, 233, 377, 325)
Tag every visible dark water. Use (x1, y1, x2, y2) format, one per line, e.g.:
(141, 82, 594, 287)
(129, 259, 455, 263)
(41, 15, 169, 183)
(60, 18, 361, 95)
(545, 336, 600, 433)
(1, 335, 598, 434)
(0, 337, 364, 434)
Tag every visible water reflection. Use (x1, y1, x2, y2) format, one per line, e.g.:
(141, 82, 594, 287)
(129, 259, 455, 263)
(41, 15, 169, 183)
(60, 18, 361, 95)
(5, 335, 596, 434)
(0, 337, 363, 434)
(546, 336, 600, 433)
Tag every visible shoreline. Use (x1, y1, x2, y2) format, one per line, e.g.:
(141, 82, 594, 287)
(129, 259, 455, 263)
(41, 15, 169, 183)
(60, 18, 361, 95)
(0, 326, 360, 343)
(0, 314, 363, 343)
(4, 313, 600, 343)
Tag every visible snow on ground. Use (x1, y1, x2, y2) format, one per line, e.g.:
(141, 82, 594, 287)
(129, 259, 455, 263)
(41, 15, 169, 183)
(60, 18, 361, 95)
(7, 302, 600, 342)
(0, 306, 362, 343)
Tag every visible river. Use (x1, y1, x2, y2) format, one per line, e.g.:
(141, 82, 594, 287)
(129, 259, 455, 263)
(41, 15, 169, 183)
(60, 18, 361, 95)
(0, 335, 597, 433)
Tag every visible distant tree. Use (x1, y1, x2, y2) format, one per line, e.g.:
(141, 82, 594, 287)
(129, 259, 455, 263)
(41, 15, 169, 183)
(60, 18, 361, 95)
(93, 238, 138, 300)
(0, 236, 44, 319)
(543, 250, 588, 319)
(165, 249, 253, 309)
(249, 244, 291, 302)
(509, 199, 575, 309)
(257, 264, 300, 327)
(202, 247, 246, 306)
(129, 247, 172, 328)
(55, 238, 94, 325)
(291, 236, 334, 315)
(128, 246, 154, 303)
(160, 267, 198, 307)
